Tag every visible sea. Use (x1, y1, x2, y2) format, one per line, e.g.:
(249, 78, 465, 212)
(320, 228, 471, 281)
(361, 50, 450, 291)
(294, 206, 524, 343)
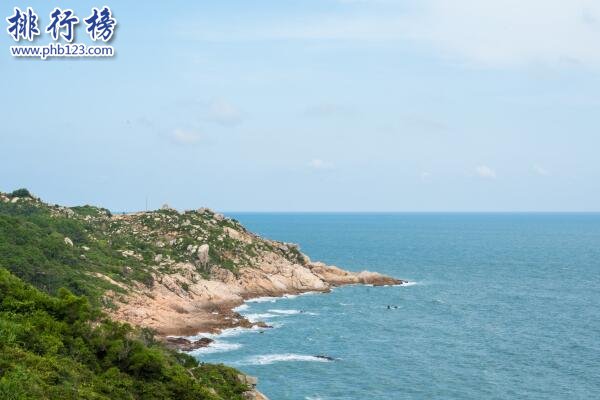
(189, 213, 600, 400)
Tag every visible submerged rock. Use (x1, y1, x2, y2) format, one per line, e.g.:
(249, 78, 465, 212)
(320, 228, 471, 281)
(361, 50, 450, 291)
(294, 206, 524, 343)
(314, 355, 335, 361)
(164, 336, 213, 351)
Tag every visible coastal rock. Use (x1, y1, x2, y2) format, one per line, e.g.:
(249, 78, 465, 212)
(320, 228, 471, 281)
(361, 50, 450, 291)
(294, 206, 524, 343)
(314, 355, 335, 361)
(197, 244, 210, 266)
(240, 374, 270, 400)
(238, 374, 258, 387)
(309, 262, 404, 286)
(356, 270, 404, 286)
(92, 204, 403, 338)
(165, 336, 213, 351)
(64, 237, 74, 247)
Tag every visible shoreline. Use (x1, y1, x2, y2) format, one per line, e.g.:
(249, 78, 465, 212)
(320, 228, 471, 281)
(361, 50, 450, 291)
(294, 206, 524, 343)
(164, 281, 405, 351)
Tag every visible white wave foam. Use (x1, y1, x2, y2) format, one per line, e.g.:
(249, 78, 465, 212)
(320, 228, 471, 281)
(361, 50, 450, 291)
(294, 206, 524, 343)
(246, 291, 321, 303)
(245, 313, 278, 322)
(190, 340, 242, 355)
(246, 296, 278, 303)
(298, 291, 320, 297)
(269, 309, 300, 315)
(187, 325, 263, 341)
(233, 304, 249, 312)
(401, 281, 418, 287)
(236, 353, 332, 366)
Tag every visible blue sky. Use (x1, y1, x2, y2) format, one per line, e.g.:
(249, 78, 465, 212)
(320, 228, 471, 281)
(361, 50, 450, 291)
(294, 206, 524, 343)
(1, 0, 599, 211)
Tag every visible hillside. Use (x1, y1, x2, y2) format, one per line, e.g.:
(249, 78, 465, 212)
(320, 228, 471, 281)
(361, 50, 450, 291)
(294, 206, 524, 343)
(0, 189, 403, 338)
(0, 267, 251, 399)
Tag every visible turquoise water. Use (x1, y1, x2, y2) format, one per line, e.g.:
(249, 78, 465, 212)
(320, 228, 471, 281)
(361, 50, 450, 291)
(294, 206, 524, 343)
(192, 213, 600, 399)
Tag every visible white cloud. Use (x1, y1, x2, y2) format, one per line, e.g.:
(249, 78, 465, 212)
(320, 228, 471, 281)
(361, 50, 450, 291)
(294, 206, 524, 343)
(406, 0, 600, 68)
(170, 129, 202, 145)
(475, 165, 497, 179)
(308, 159, 334, 169)
(186, 1, 600, 68)
(533, 164, 550, 176)
(207, 99, 243, 126)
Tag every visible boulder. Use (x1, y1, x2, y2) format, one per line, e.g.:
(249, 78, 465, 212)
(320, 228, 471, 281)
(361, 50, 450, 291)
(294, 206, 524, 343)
(165, 336, 213, 351)
(64, 237, 74, 247)
(238, 374, 258, 388)
(214, 213, 224, 221)
(197, 244, 210, 266)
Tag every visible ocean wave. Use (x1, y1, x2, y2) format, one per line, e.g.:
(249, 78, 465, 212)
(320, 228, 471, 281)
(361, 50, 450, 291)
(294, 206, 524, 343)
(268, 309, 319, 316)
(401, 281, 418, 287)
(246, 296, 279, 303)
(233, 304, 249, 312)
(268, 309, 300, 315)
(246, 291, 321, 303)
(189, 340, 242, 355)
(245, 313, 278, 322)
(235, 353, 332, 366)
(187, 325, 263, 341)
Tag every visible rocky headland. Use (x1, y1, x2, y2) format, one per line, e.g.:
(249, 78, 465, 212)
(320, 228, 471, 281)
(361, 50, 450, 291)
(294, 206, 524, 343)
(0, 192, 403, 340)
(0, 190, 404, 400)
(104, 209, 404, 338)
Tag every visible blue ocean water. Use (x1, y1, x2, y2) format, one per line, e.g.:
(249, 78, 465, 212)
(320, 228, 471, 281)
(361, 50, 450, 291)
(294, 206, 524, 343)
(192, 213, 600, 400)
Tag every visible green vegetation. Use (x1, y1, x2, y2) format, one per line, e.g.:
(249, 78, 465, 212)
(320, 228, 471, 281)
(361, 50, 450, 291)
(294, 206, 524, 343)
(0, 188, 310, 399)
(0, 191, 306, 300)
(0, 190, 304, 399)
(0, 200, 142, 302)
(0, 268, 248, 399)
(8, 188, 32, 198)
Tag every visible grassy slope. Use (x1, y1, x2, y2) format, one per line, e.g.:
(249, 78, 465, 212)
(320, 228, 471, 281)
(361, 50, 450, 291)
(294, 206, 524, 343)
(0, 190, 305, 305)
(0, 190, 266, 399)
(0, 268, 248, 400)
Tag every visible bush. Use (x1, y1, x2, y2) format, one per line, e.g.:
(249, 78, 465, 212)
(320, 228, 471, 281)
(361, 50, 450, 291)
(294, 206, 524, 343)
(9, 188, 32, 198)
(0, 268, 250, 399)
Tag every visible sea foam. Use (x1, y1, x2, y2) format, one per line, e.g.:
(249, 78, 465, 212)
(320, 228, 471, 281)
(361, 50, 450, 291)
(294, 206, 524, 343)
(189, 340, 242, 355)
(269, 309, 301, 315)
(236, 353, 332, 366)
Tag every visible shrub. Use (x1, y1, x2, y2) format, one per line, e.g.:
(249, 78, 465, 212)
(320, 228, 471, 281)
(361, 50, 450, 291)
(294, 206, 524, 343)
(9, 188, 32, 198)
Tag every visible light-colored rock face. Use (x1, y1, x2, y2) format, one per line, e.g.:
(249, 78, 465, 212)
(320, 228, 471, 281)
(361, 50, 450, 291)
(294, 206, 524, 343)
(197, 244, 210, 266)
(64, 237, 74, 247)
(91, 204, 403, 337)
(107, 255, 402, 336)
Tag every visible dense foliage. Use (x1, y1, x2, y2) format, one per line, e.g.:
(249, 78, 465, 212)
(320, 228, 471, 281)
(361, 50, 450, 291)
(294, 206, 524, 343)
(0, 198, 152, 302)
(0, 268, 248, 399)
(0, 191, 265, 399)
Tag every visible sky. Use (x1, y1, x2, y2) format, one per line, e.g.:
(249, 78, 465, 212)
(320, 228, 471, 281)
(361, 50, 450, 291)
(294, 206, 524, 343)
(1, 0, 599, 212)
